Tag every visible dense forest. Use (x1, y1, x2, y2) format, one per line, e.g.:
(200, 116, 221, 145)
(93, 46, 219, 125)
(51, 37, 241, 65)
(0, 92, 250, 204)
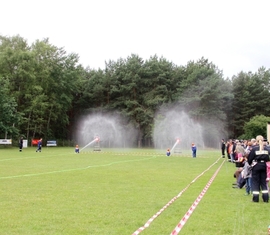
(1, 35, 270, 147)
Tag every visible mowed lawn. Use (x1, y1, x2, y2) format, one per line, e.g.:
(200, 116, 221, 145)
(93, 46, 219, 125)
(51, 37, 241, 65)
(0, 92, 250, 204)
(0, 147, 269, 235)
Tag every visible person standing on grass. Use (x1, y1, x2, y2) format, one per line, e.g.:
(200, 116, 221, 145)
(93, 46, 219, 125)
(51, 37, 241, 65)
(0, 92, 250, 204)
(228, 139, 234, 162)
(226, 140, 231, 161)
(19, 136, 23, 152)
(241, 156, 252, 195)
(75, 144, 80, 153)
(166, 148, 170, 156)
(231, 139, 237, 162)
(221, 139, 226, 158)
(266, 161, 270, 192)
(36, 138, 42, 152)
(248, 135, 269, 203)
(191, 143, 197, 158)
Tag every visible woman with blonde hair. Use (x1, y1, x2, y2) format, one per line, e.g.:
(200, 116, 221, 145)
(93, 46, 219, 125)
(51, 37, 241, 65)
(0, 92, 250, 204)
(248, 135, 270, 203)
(235, 142, 245, 166)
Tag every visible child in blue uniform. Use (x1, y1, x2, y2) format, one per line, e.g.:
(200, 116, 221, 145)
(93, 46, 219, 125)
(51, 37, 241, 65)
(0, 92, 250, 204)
(166, 148, 171, 156)
(75, 145, 79, 153)
(36, 138, 42, 152)
(191, 143, 197, 158)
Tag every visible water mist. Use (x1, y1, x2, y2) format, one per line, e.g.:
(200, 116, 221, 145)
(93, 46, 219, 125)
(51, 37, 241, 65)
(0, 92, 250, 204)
(74, 112, 137, 149)
(153, 109, 206, 150)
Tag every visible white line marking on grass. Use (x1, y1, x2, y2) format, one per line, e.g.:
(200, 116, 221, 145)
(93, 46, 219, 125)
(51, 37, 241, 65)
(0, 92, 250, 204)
(0, 152, 81, 162)
(0, 156, 157, 180)
(132, 158, 223, 235)
(0, 152, 161, 162)
(170, 159, 225, 235)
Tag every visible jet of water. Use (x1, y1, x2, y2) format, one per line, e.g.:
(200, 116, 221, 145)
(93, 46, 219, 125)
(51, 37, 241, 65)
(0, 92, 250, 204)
(170, 138, 180, 153)
(80, 138, 99, 152)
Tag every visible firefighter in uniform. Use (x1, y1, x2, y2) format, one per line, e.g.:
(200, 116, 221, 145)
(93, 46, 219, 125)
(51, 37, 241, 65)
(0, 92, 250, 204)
(248, 135, 270, 203)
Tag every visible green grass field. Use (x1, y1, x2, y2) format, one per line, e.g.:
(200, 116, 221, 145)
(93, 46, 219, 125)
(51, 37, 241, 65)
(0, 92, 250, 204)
(0, 147, 269, 235)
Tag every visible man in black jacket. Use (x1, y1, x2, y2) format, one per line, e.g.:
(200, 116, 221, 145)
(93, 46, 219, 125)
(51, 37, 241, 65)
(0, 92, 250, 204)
(19, 137, 23, 152)
(221, 139, 226, 158)
(248, 135, 270, 203)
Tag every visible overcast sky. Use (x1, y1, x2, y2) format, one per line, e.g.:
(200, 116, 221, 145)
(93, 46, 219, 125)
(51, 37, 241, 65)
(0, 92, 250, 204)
(1, 0, 270, 78)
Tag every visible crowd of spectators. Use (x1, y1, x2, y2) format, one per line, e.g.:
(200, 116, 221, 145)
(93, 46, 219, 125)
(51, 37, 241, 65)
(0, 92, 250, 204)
(222, 137, 270, 202)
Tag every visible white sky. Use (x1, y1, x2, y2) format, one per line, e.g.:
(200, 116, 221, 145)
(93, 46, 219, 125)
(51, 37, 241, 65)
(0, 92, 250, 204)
(1, 0, 270, 78)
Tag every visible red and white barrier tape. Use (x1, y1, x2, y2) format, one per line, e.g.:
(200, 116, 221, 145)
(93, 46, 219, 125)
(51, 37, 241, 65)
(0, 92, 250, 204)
(170, 159, 225, 235)
(132, 158, 222, 235)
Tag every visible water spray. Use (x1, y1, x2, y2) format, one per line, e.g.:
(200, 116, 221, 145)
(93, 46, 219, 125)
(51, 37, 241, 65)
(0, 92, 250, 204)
(80, 137, 99, 152)
(170, 138, 180, 153)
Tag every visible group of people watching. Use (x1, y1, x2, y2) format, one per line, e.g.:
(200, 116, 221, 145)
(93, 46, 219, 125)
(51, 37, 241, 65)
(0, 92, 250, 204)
(221, 136, 270, 203)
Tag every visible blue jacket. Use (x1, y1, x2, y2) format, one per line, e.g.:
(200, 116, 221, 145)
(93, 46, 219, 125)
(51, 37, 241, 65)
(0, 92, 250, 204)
(192, 146, 197, 152)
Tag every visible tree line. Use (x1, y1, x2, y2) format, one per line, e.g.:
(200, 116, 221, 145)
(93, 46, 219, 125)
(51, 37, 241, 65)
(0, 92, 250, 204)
(1, 35, 270, 147)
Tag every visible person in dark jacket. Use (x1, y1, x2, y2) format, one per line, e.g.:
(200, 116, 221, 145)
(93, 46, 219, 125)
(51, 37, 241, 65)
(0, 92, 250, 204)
(36, 138, 43, 152)
(19, 137, 23, 152)
(248, 135, 270, 203)
(221, 139, 226, 158)
(226, 140, 231, 161)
